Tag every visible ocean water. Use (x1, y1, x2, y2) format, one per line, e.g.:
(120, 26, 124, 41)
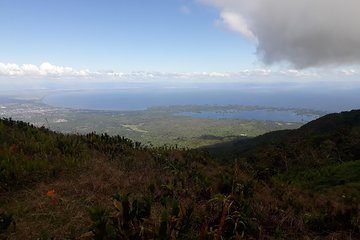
(174, 110, 318, 123)
(43, 89, 360, 112)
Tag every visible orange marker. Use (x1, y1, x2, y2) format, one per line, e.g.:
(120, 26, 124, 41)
(47, 189, 56, 198)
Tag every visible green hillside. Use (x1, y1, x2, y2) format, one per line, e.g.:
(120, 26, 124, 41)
(1, 113, 360, 239)
(206, 110, 360, 171)
(278, 160, 360, 193)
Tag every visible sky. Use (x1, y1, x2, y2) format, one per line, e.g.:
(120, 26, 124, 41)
(0, 0, 360, 89)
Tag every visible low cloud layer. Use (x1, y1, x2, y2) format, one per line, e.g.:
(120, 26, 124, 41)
(0, 62, 359, 91)
(201, 0, 360, 68)
(0, 61, 359, 91)
(0, 62, 324, 83)
(0, 62, 90, 77)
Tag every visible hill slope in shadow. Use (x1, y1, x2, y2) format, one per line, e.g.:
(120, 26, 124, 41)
(204, 109, 360, 172)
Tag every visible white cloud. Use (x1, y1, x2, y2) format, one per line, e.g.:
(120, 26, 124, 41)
(21, 64, 40, 75)
(279, 69, 318, 78)
(0, 63, 23, 76)
(341, 69, 358, 76)
(199, 0, 360, 68)
(38, 62, 90, 76)
(0, 62, 359, 89)
(0, 62, 90, 77)
(216, 11, 256, 41)
(0, 62, 267, 80)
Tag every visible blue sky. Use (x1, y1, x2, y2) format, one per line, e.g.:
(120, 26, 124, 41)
(0, 0, 255, 72)
(0, 0, 360, 89)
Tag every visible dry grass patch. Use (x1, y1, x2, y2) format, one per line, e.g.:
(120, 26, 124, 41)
(1, 155, 159, 239)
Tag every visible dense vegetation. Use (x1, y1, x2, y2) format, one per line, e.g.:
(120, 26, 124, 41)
(1, 111, 360, 239)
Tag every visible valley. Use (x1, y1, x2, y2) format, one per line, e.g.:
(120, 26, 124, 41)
(0, 95, 323, 148)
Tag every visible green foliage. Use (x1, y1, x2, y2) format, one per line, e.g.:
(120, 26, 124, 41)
(0, 118, 148, 191)
(38, 229, 51, 240)
(65, 225, 77, 240)
(87, 192, 195, 240)
(158, 210, 168, 240)
(204, 173, 260, 239)
(278, 160, 360, 193)
(0, 118, 89, 190)
(88, 207, 115, 240)
(0, 210, 14, 234)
